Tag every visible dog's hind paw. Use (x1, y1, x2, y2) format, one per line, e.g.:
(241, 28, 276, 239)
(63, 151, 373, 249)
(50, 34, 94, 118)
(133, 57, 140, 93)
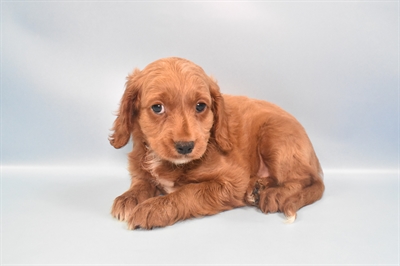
(283, 214, 297, 224)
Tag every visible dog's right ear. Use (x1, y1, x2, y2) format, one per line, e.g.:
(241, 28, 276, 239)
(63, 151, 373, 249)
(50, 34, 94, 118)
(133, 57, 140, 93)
(209, 77, 232, 153)
(109, 69, 142, 149)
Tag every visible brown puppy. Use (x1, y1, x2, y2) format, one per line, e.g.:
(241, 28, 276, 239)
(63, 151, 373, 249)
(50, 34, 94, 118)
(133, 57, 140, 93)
(110, 57, 324, 229)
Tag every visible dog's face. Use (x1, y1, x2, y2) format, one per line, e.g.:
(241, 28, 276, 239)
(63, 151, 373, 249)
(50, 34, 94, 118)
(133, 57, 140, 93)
(109, 57, 231, 164)
(138, 64, 215, 164)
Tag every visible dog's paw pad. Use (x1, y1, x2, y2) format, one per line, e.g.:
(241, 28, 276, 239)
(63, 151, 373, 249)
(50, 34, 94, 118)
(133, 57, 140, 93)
(249, 181, 264, 205)
(246, 194, 256, 204)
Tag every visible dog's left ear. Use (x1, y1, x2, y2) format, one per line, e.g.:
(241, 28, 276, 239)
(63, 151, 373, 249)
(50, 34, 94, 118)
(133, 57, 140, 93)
(209, 77, 232, 152)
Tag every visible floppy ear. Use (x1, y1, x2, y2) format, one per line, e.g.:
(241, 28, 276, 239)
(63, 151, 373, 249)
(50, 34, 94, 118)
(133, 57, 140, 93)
(209, 77, 232, 152)
(109, 69, 141, 149)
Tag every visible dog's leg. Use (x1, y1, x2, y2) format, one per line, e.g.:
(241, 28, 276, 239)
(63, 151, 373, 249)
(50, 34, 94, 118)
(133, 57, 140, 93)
(255, 177, 324, 223)
(111, 177, 158, 221)
(255, 122, 325, 223)
(280, 177, 324, 223)
(126, 179, 246, 229)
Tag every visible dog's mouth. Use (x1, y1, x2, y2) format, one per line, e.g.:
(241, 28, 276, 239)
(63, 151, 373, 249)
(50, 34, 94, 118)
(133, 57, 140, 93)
(167, 147, 204, 165)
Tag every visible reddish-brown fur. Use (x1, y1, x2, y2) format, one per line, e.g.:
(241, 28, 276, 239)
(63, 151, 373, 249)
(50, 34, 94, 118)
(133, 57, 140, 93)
(110, 57, 324, 229)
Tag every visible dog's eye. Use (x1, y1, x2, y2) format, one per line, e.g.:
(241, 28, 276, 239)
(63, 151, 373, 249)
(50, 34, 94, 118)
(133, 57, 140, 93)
(151, 104, 165, 114)
(196, 103, 207, 113)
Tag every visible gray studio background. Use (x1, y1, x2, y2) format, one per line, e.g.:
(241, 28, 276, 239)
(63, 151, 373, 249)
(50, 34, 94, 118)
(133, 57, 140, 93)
(3, 1, 397, 171)
(2, 1, 398, 265)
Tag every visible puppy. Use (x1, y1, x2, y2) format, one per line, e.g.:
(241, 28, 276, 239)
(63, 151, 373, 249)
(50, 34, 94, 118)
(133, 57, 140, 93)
(110, 57, 324, 229)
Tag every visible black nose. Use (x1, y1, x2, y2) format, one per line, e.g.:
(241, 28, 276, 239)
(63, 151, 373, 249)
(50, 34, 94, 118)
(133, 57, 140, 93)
(175, 141, 195, 155)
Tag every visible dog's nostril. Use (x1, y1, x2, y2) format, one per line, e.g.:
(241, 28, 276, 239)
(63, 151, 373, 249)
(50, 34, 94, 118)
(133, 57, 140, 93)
(175, 141, 195, 155)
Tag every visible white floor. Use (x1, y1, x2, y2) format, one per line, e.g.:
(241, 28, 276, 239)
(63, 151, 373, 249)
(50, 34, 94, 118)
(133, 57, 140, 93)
(1, 166, 398, 265)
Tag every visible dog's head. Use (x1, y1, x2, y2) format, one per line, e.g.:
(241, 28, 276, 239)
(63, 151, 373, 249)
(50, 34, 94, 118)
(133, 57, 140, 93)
(109, 57, 231, 164)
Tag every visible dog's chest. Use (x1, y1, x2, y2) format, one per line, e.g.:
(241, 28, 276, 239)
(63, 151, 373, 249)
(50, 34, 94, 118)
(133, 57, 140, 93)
(142, 152, 181, 194)
(154, 173, 176, 194)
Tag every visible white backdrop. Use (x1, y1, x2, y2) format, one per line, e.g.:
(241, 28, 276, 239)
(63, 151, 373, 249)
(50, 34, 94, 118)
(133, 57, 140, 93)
(2, 1, 399, 265)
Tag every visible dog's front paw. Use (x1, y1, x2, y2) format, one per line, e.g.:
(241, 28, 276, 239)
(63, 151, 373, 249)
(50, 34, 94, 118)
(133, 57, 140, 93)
(111, 191, 141, 221)
(127, 197, 178, 230)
